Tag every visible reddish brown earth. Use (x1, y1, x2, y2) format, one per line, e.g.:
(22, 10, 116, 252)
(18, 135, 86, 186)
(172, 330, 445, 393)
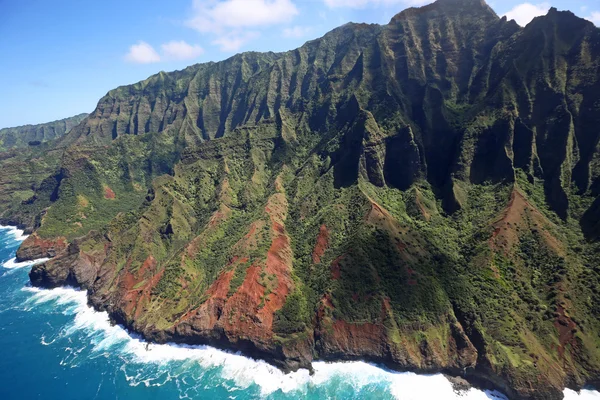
(315, 294, 386, 357)
(489, 188, 563, 256)
(23, 186, 594, 400)
(330, 255, 344, 280)
(120, 255, 163, 318)
(103, 186, 116, 199)
(171, 193, 296, 345)
(485, 187, 566, 280)
(16, 233, 68, 261)
(315, 291, 477, 374)
(554, 304, 578, 359)
(312, 224, 329, 264)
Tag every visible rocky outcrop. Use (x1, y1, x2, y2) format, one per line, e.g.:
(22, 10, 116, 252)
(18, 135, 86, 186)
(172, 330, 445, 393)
(16, 233, 67, 262)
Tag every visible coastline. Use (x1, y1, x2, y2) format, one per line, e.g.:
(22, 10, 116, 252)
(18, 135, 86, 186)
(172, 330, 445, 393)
(4, 224, 599, 400)
(20, 285, 509, 400)
(19, 271, 600, 400)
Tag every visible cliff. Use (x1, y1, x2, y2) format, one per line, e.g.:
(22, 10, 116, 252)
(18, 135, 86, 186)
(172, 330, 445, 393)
(0, 113, 88, 151)
(4, 0, 600, 398)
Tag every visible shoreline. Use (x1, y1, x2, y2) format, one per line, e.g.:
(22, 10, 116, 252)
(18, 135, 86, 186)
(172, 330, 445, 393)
(19, 285, 508, 399)
(19, 280, 600, 400)
(24, 268, 585, 400)
(3, 224, 599, 399)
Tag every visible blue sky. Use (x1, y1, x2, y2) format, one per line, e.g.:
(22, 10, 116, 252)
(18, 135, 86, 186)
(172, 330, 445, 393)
(0, 0, 598, 128)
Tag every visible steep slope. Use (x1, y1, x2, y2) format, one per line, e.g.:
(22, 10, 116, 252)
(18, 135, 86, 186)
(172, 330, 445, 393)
(0, 113, 89, 231)
(4, 0, 600, 399)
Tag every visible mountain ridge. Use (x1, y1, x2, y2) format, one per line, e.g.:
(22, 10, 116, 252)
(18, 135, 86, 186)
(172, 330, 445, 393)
(1, 2, 599, 399)
(0, 113, 88, 151)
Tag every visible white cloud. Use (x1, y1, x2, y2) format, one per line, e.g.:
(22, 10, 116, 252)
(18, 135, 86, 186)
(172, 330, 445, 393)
(324, 0, 428, 9)
(187, 0, 298, 32)
(125, 41, 161, 64)
(282, 25, 313, 38)
(161, 40, 204, 60)
(586, 11, 600, 26)
(502, 3, 550, 27)
(187, 0, 299, 52)
(212, 31, 261, 52)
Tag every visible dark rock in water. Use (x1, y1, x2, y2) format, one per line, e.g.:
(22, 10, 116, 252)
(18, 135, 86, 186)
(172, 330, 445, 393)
(444, 374, 472, 393)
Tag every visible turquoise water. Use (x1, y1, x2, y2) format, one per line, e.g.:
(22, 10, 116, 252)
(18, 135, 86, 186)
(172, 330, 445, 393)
(0, 226, 598, 400)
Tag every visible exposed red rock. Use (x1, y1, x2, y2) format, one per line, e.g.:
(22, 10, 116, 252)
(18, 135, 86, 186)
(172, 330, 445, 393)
(104, 186, 116, 199)
(16, 233, 68, 262)
(554, 304, 578, 359)
(312, 224, 329, 264)
(172, 193, 295, 347)
(489, 188, 564, 256)
(120, 255, 161, 318)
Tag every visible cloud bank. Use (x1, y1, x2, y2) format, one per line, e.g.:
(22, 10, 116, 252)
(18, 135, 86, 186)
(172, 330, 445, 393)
(187, 0, 298, 51)
(502, 2, 551, 27)
(126, 40, 204, 64)
(323, 0, 428, 9)
(161, 41, 205, 61)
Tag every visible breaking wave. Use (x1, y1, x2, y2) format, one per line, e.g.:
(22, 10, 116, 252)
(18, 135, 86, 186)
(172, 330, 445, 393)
(22, 285, 508, 399)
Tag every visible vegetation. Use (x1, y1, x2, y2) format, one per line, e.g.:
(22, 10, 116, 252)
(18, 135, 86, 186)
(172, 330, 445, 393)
(10, 1, 600, 398)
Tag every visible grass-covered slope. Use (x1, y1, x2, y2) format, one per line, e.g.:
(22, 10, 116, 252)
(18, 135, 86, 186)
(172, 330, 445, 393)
(5, 0, 600, 398)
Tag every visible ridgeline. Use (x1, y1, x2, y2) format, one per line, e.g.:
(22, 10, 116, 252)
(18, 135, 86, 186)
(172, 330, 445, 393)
(2, 1, 600, 398)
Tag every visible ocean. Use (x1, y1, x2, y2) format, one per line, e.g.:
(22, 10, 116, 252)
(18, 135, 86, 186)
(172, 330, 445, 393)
(0, 225, 598, 400)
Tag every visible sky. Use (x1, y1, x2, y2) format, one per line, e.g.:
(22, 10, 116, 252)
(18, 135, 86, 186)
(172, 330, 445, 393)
(0, 0, 598, 129)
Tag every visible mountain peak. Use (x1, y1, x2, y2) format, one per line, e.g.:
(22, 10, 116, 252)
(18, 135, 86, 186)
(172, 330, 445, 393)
(524, 6, 595, 32)
(389, 0, 496, 24)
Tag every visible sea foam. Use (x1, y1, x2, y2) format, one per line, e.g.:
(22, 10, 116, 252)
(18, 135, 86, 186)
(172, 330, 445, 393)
(3, 257, 50, 269)
(22, 285, 509, 399)
(565, 389, 600, 399)
(0, 224, 29, 243)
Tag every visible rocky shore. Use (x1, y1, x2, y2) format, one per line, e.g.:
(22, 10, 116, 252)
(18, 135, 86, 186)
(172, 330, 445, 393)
(23, 234, 596, 400)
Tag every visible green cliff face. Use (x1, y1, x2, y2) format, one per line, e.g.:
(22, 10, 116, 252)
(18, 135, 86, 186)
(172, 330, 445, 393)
(6, 0, 600, 398)
(0, 113, 88, 230)
(0, 113, 88, 151)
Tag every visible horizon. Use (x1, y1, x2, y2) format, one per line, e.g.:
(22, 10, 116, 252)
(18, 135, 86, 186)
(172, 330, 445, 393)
(1, 0, 598, 129)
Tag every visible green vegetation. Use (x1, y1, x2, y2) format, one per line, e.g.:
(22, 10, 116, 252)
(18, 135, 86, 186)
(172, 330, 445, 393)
(0, 113, 87, 151)
(9, 2, 600, 398)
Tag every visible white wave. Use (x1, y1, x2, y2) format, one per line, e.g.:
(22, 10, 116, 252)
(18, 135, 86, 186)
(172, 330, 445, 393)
(565, 389, 600, 399)
(22, 285, 600, 399)
(3, 257, 49, 269)
(0, 225, 28, 242)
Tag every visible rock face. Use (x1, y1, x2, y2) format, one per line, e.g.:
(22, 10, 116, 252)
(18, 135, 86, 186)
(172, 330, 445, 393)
(5, 0, 600, 399)
(16, 234, 68, 262)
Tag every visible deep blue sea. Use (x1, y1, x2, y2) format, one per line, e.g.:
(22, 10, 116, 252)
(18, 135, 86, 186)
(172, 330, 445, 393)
(0, 226, 598, 400)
